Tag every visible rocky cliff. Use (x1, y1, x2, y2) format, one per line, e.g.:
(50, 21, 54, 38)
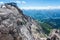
(47, 29, 60, 40)
(0, 2, 46, 40)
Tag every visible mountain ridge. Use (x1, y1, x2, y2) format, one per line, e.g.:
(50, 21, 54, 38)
(0, 2, 46, 40)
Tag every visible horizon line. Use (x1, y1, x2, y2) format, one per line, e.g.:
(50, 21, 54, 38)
(20, 6, 60, 10)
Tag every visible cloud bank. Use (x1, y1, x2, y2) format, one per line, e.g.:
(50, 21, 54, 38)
(20, 6, 60, 10)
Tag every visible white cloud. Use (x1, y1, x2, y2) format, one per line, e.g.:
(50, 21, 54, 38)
(20, 6, 60, 10)
(0, 2, 4, 4)
(21, 1, 26, 4)
(15, 1, 21, 4)
(15, 1, 26, 5)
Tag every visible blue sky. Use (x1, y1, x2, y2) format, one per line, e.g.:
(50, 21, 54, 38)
(0, 0, 60, 9)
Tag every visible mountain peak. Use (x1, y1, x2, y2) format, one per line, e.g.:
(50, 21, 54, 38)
(0, 2, 46, 40)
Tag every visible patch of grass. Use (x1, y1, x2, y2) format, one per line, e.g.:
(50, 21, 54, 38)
(35, 20, 53, 35)
(40, 22, 52, 35)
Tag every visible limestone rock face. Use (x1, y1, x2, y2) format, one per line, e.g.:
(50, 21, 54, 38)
(0, 2, 45, 40)
(47, 29, 60, 40)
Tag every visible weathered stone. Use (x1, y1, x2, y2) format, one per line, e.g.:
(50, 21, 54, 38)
(0, 2, 45, 40)
(48, 29, 60, 40)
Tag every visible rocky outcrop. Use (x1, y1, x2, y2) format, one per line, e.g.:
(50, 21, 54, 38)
(47, 29, 60, 40)
(0, 2, 45, 40)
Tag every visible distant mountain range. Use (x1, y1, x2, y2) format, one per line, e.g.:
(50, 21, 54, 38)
(23, 9, 60, 28)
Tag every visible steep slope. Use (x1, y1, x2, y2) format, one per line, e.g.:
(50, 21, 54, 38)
(0, 2, 46, 40)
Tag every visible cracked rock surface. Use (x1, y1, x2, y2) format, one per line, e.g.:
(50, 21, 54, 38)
(0, 2, 45, 40)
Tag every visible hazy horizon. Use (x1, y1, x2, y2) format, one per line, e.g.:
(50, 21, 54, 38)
(0, 0, 60, 9)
